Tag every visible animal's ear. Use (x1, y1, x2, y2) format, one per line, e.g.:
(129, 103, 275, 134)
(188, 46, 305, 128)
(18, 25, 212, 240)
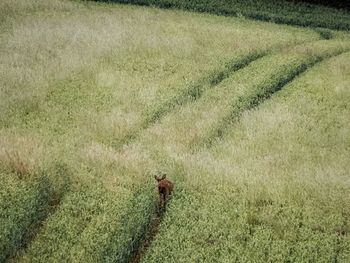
(161, 173, 166, 180)
(154, 175, 159, 181)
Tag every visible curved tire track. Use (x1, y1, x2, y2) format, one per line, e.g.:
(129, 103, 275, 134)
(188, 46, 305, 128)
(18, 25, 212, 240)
(196, 45, 350, 149)
(111, 39, 324, 150)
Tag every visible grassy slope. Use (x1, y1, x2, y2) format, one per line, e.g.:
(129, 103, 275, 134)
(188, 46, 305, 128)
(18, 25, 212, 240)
(143, 50, 350, 263)
(93, 0, 350, 30)
(0, 0, 329, 261)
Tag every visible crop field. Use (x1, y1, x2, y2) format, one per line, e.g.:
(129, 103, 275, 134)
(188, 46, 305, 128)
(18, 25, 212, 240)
(0, 0, 349, 262)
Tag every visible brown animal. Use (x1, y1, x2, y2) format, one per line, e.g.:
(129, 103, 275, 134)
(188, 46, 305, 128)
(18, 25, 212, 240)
(154, 173, 174, 208)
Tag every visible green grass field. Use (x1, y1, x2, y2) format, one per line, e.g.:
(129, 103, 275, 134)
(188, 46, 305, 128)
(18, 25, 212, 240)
(0, 0, 349, 262)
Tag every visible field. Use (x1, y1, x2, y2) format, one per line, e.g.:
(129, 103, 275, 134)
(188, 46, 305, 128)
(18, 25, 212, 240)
(0, 0, 350, 262)
(95, 0, 350, 30)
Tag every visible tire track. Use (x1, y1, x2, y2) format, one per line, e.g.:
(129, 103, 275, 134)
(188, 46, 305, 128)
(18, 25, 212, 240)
(197, 47, 350, 149)
(109, 51, 268, 149)
(145, 52, 267, 124)
(129, 202, 165, 263)
(110, 39, 322, 150)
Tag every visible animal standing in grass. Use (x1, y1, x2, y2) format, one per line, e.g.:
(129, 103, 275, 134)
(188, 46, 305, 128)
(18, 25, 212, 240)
(154, 173, 174, 209)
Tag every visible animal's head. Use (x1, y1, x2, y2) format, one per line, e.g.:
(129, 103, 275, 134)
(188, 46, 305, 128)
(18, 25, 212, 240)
(154, 173, 166, 182)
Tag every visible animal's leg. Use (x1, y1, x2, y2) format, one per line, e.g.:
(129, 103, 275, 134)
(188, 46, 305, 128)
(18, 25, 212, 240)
(164, 190, 169, 203)
(158, 193, 164, 210)
(162, 193, 166, 205)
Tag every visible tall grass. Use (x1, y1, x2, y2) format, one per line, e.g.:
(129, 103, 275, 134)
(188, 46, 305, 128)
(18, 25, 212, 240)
(0, 132, 44, 177)
(0, 174, 51, 261)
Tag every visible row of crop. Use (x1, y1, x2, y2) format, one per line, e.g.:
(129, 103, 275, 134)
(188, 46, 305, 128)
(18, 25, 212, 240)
(144, 181, 350, 262)
(0, 163, 69, 262)
(0, 174, 51, 262)
(21, 179, 156, 262)
(142, 51, 350, 262)
(92, 0, 350, 30)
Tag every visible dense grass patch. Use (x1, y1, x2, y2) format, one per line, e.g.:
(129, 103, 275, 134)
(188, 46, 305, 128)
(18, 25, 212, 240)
(0, 174, 51, 261)
(92, 0, 350, 30)
(22, 182, 156, 262)
(0, 161, 69, 261)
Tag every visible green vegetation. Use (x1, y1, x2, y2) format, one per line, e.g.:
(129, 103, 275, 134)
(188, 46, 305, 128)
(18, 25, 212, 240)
(93, 0, 350, 30)
(0, 0, 349, 262)
(0, 174, 50, 262)
(143, 51, 350, 262)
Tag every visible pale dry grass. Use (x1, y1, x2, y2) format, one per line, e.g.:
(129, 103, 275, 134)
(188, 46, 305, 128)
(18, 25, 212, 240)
(82, 141, 158, 191)
(0, 0, 320, 144)
(0, 0, 74, 12)
(0, 131, 43, 177)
